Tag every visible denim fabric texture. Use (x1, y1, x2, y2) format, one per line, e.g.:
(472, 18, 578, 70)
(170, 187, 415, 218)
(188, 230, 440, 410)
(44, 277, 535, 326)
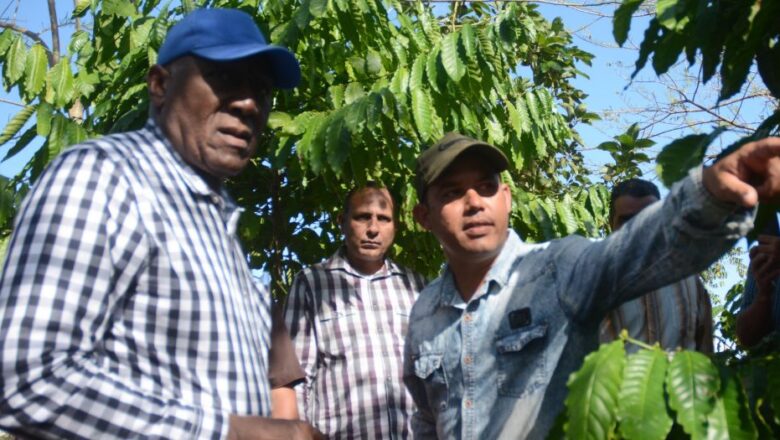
(403, 168, 753, 439)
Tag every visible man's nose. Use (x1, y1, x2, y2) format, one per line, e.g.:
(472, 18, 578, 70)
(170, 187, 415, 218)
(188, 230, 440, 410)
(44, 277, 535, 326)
(366, 218, 379, 235)
(463, 188, 484, 212)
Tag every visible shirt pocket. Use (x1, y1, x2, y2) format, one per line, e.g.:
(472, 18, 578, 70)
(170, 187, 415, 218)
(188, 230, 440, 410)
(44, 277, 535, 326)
(317, 307, 358, 358)
(495, 324, 549, 398)
(413, 352, 449, 413)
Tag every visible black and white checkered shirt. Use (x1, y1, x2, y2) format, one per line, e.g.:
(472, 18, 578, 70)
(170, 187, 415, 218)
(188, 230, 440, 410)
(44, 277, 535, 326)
(0, 121, 271, 439)
(284, 249, 426, 439)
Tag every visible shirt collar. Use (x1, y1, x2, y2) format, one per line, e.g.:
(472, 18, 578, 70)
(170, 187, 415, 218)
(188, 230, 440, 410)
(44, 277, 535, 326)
(323, 246, 402, 279)
(437, 230, 537, 306)
(145, 119, 233, 204)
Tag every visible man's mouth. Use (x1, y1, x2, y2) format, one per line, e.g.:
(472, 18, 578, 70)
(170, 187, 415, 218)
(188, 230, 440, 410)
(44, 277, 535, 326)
(219, 127, 252, 149)
(360, 241, 381, 249)
(463, 221, 493, 235)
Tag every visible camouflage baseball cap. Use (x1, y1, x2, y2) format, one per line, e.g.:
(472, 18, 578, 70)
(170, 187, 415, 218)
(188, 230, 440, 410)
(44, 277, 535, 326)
(415, 132, 509, 200)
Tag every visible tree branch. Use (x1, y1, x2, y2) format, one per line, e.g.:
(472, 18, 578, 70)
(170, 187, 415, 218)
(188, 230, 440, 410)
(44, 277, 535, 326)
(47, 0, 60, 64)
(0, 20, 55, 66)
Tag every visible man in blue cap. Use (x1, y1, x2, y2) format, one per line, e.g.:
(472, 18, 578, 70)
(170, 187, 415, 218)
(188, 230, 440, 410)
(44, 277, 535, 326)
(0, 8, 321, 440)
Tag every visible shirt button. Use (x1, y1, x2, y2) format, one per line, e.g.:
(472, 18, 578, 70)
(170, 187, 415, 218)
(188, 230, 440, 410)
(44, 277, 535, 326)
(464, 355, 472, 365)
(464, 399, 473, 408)
(464, 313, 472, 322)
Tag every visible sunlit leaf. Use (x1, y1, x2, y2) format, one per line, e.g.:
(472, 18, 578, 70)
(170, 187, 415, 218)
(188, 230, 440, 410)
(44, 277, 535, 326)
(618, 348, 673, 440)
(4, 36, 27, 85)
(441, 32, 465, 82)
(565, 340, 625, 439)
(666, 351, 719, 439)
(0, 105, 34, 146)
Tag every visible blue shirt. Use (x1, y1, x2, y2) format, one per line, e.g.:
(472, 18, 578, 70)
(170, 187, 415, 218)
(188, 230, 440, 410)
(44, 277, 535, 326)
(403, 169, 753, 439)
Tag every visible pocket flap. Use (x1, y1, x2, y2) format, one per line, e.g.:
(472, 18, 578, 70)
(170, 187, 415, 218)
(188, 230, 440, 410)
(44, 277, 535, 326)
(495, 324, 547, 354)
(413, 353, 443, 379)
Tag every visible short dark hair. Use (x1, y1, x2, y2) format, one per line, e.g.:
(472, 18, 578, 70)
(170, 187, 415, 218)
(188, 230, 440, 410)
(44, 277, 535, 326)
(610, 178, 660, 220)
(342, 182, 397, 218)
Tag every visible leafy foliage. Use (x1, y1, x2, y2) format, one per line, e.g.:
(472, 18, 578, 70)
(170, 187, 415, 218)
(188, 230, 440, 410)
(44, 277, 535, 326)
(561, 334, 780, 439)
(0, 0, 607, 293)
(596, 123, 654, 182)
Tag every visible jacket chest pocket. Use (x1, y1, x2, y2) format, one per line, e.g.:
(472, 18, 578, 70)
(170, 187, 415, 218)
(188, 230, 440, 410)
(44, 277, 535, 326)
(413, 352, 449, 413)
(495, 324, 549, 397)
(317, 307, 359, 358)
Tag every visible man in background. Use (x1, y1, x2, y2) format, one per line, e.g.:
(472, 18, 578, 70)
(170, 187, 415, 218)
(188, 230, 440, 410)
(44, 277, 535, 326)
(600, 178, 713, 353)
(285, 183, 426, 438)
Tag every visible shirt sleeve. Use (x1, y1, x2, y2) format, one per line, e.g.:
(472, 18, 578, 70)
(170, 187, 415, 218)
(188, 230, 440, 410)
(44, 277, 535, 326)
(268, 301, 305, 388)
(0, 148, 227, 440)
(557, 167, 754, 322)
(283, 273, 318, 421)
(694, 277, 714, 353)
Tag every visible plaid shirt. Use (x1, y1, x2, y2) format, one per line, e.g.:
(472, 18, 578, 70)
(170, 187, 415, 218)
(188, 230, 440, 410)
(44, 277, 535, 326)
(0, 121, 271, 439)
(284, 249, 425, 439)
(600, 276, 714, 353)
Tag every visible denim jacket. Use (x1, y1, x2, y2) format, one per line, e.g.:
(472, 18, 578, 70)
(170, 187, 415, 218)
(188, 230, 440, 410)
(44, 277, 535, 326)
(403, 168, 753, 439)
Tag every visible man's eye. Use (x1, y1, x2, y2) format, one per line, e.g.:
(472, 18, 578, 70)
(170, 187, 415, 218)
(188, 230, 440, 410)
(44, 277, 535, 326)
(477, 182, 498, 197)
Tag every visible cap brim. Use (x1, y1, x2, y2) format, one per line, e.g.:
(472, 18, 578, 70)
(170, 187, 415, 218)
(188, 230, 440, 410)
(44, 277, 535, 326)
(193, 44, 301, 89)
(431, 143, 509, 184)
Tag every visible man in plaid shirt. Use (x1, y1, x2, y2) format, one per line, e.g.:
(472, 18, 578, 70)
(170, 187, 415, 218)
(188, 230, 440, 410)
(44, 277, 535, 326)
(0, 8, 321, 440)
(285, 183, 426, 439)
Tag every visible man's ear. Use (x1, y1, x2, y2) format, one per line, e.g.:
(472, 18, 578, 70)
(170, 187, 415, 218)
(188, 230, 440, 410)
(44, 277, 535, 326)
(501, 182, 511, 210)
(412, 203, 431, 230)
(147, 65, 169, 110)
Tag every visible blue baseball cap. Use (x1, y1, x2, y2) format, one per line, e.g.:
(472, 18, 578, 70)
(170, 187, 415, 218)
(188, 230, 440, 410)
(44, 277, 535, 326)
(157, 8, 301, 89)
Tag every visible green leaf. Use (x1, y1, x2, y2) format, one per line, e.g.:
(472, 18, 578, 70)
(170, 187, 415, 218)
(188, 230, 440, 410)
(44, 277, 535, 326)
(556, 196, 578, 235)
(0, 29, 14, 56)
(441, 32, 465, 82)
(705, 367, 757, 440)
(325, 115, 350, 173)
(565, 340, 625, 439)
(613, 0, 644, 46)
(65, 121, 88, 146)
(618, 348, 673, 440)
(4, 36, 27, 85)
(46, 59, 75, 107)
(411, 88, 434, 142)
(0, 105, 35, 146)
(267, 112, 292, 131)
(426, 46, 442, 93)
(103, 0, 138, 18)
(36, 103, 54, 137)
(23, 44, 48, 99)
(74, 0, 91, 16)
(666, 351, 719, 439)
(461, 23, 477, 59)
(657, 0, 689, 31)
(656, 128, 723, 187)
(68, 30, 90, 55)
(1, 125, 36, 163)
(409, 54, 425, 92)
(48, 114, 67, 157)
(344, 83, 365, 104)
(309, 0, 328, 17)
